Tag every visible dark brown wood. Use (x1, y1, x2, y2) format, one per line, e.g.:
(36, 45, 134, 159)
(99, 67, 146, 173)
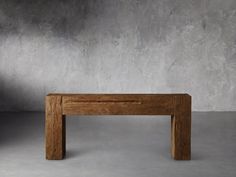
(45, 95, 66, 160)
(62, 94, 174, 115)
(45, 93, 191, 160)
(171, 95, 191, 160)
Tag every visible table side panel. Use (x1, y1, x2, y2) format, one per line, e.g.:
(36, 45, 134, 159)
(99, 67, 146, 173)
(62, 95, 175, 115)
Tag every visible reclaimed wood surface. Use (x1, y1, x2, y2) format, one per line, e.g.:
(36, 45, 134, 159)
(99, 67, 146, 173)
(62, 94, 176, 115)
(45, 95, 65, 160)
(171, 95, 191, 160)
(45, 93, 191, 160)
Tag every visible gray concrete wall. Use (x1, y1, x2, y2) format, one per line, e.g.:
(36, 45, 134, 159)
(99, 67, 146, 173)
(0, 0, 236, 111)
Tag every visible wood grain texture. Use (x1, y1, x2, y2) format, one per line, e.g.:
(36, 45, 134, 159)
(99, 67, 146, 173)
(45, 93, 191, 160)
(62, 94, 175, 115)
(171, 95, 191, 160)
(45, 95, 65, 160)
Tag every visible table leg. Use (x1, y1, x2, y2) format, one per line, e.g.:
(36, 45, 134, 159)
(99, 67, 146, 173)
(45, 95, 66, 160)
(171, 95, 191, 160)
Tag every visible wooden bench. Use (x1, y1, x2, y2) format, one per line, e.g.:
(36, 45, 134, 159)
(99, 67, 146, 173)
(45, 94, 191, 160)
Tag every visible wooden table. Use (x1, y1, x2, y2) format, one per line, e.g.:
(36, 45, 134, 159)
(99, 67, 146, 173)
(45, 94, 191, 160)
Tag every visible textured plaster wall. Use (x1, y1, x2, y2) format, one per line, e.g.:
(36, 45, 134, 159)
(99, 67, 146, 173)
(0, 0, 236, 111)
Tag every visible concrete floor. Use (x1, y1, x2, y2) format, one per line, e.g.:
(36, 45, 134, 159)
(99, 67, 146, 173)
(0, 112, 235, 177)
